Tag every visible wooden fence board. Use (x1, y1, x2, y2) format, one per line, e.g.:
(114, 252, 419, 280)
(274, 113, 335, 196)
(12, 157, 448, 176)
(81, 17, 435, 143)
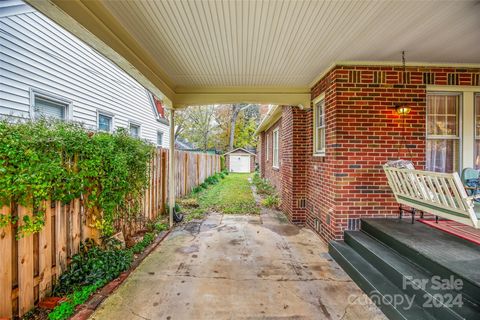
(0, 206, 12, 318)
(1, 149, 220, 317)
(18, 205, 34, 316)
(55, 203, 67, 277)
(38, 201, 52, 300)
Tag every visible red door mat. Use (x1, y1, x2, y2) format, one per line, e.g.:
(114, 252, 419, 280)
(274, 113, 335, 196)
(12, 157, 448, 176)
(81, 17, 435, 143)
(418, 219, 480, 246)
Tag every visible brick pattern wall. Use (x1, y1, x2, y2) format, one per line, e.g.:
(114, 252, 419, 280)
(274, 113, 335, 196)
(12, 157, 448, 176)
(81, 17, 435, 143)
(259, 65, 480, 243)
(280, 106, 309, 224)
(307, 65, 480, 242)
(260, 120, 282, 192)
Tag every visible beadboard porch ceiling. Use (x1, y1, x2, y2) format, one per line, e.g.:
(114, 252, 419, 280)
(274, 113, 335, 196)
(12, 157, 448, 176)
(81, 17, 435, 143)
(25, 0, 480, 108)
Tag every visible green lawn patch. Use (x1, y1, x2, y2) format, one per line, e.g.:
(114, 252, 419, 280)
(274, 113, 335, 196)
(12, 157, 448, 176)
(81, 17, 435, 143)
(181, 173, 259, 218)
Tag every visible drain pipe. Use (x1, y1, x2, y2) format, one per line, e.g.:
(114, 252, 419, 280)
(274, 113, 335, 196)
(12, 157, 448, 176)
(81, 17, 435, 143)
(168, 109, 175, 228)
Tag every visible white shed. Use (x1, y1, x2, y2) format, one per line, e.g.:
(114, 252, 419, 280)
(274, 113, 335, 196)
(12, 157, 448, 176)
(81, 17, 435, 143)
(224, 148, 256, 173)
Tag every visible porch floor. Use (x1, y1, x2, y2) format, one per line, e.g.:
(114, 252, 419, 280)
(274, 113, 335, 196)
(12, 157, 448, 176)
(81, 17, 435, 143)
(89, 210, 386, 319)
(363, 218, 480, 289)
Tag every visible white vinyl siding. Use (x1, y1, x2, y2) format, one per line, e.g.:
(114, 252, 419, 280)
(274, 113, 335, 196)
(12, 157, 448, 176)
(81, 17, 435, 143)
(0, 6, 169, 147)
(313, 98, 326, 155)
(272, 128, 279, 168)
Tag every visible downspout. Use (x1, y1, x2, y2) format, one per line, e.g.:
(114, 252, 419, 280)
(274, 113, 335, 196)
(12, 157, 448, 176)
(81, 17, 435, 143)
(168, 109, 175, 228)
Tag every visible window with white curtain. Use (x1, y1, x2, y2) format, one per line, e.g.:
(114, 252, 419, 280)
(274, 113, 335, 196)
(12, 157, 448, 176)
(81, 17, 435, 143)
(475, 94, 480, 169)
(426, 93, 461, 173)
(272, 128, 279, 168)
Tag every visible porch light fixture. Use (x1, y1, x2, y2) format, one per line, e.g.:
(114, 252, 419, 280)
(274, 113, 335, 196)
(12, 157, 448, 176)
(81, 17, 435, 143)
(395, 105, 411, 116)
(394, 51, 412, 116)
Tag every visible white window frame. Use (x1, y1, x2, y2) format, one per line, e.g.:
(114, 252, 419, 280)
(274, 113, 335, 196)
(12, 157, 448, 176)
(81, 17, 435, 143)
(428, 86, 480, 171)
(128, 121, 141, 138)
(266, 133, 270, 161)
(425, 92, 462, 173)
(313, 93, 326, 156)
(29, 88, 72, 121)
(157, 130, 164, 147)
(272, 128, 279, 169)
(474, 92, 480, 168)
(97, 110, 115, 133)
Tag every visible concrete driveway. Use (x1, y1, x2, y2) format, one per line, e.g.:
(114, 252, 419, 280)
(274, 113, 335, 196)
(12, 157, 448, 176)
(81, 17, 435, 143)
(90, 209, 385, 320)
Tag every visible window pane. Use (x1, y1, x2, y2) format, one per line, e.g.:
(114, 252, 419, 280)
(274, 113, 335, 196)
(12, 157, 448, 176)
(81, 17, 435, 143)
(426, 139, 459, 173)
(316, 101, 324, 127)
(476, 95, 480, 137)
(426, 95, 459, 136)
(476, 95, 480, 169)
(157, 131, 163, 146)
(98, 114, 112, 132)
(130, 124, 140, 137)
(34, 96, 66, 120)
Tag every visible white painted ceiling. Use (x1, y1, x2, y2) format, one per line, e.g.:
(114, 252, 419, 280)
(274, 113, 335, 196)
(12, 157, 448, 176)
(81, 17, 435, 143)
(101, 0, 480, 89)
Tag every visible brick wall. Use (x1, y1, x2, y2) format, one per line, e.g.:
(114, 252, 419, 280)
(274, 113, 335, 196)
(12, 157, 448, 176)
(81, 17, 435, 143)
(259, 64, 480, 243)
(309, 65, 480, 242)
(260, 119, 282, 192)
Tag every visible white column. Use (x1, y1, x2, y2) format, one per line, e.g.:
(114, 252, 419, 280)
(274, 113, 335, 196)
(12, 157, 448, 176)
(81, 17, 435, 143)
(168, 109, 175, 227)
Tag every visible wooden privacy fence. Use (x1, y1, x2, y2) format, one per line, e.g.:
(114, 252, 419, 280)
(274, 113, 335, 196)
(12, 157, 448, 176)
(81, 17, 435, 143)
(0, 148, 221, 318)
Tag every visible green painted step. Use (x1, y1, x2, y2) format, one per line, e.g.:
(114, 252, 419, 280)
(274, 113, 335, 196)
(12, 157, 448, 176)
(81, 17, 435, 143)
(344, 230, 480, 320)
(329, 240, 436, 320)
(361, 219, 480, 305)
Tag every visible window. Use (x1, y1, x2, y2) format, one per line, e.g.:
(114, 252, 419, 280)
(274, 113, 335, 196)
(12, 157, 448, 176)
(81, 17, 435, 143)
(33, 95, 67, 120)
(129, 123, 140, 138)
(272, 128, 279, 168)
(475, 94, 480, 168)
(266, 133, 270, 161)
(157, 131, 163, 146)
(426, 93, 461, 173)
(313, 97, 326, 155)
(98, 113, 113, 132)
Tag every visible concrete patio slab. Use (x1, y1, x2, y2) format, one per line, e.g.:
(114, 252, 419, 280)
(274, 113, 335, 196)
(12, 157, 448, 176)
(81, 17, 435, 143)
(90, 209, 385, 320)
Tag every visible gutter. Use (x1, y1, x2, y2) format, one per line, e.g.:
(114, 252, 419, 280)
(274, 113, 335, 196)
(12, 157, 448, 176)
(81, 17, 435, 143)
(254, 105, 282, 135)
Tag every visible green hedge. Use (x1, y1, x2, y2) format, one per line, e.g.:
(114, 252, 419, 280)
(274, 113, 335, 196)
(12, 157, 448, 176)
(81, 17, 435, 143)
(0, 120, 154, 237)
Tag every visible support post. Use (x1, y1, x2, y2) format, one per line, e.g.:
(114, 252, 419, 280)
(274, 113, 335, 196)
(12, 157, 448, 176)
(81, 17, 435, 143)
(168, 109, 175, 228)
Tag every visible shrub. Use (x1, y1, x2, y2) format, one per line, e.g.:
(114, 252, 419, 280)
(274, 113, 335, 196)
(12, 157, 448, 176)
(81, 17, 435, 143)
(49, 283, 101, 320)
(0, 120, 153, 238)
(262, 194, 280, 208)
(53, 242, 133, 296)
(205, 175, 219, 185)
(191, 186, 203, 194)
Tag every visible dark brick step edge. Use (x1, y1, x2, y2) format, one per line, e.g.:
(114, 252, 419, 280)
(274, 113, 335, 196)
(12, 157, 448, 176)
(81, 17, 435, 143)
(58, 229, 171, 320)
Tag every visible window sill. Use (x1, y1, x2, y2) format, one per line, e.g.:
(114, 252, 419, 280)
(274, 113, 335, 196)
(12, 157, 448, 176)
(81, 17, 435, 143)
(313, 152, 326, 157)
(272, 166, 280, 171)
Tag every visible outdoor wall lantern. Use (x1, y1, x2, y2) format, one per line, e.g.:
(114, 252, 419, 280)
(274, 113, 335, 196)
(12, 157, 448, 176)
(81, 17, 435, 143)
(395, 105, 411, 116)
(394, 51, 412, 117)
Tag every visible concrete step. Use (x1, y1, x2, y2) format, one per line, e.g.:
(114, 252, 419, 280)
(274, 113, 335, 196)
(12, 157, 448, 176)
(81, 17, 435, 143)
(361, 219, 480, 305)
(329, 240, 436, 320)
(344, 230, 480, 320)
